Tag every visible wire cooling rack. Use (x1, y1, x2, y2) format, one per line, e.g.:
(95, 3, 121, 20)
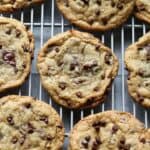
(0, 0, 150, 149)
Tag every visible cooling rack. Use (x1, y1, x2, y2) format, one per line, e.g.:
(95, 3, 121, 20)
(0, 0, 149, 149)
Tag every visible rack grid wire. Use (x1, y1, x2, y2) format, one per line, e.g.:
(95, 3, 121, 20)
(0, 0, 150, 149)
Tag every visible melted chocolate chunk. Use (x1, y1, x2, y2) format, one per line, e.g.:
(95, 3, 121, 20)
(27, 123, 34, 134)
(5, 29, 11, 35)
(96, 0, 101, 5)
(118, 136, 131, 150)
(76, 92, 83, 98)
(70, 60, 78, 71)
(46, 135, 52, 141)
(92, 121, 106, 132)
(83, 60, 98, 71)
(81, 136, 91, 148)
(24, 103, 31, 109)
(7, 115, 14, 125)
(40, 115, 49, 124)
(16, 29, 21, 37)
(112, 125, 119, 134)
(82, 0, 89, 5)
(140, 138, 146, 144)
(105, 53, 112, 65)
(58, 82, 67, 90)
(11, 136, 18, 144)
(2, 51, 16, 67)
(22, 44, 31, 53)
(92, 137, 101, 150)
(19, 135, 26, 145)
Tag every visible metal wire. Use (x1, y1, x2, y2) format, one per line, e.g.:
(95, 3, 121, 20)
(1, 1, 149, 148)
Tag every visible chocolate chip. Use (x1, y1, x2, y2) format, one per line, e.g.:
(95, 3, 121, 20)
(19, 135, 26, 145)
(137, 4, 145, 11)
(83, 60, 98, 71)
(7, 115, 14, 125)
(140, 138, 146, 144)
(76, 92, 83, 98)
(117, 3, 123, 9)
(96, 10, 100, 16)
(82, 0, 89, 5)
(92, 121, 106, 132)
(11, 136, 18, 144)
(96, 0, 101, 5)
(0, 45, 2, 49)
(16, 29, 21, 37)
(112, 125, 119, 134)
(22, 45, 30, 53)
(58, 82, 66, 90)
(46, 135, 52, 141)
(56, 125, 63, 129)
(101, 17, 108, 25)
(93, 86, 99, 92)
(95, 45, 101, 51)
(119, 136, 126, 145)
(27, 123, 34, 134)
(70, 60, 78, 71)
(92, 137, 101, 150)
(40, 115, 49, 124)
(5, 29, 11, 35)
(105, 53, 112, 65)
(81, 140, 88, 148)
(111, 0, 116, 7)
(85, 136, 91, 142)
(24, 103, 31, 109)
(2, 51, 16, 67)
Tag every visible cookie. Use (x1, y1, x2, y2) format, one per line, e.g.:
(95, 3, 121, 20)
(0, 0, 44, 12)
(0, 95, 64, 150)
(125, 32, 150, 108)
(69, 111, 150, 150)
(135, 0, 150, 24)
(0, 17, 34, 93)
(37, 30, 119, 109)
(56, 0, 135, 31)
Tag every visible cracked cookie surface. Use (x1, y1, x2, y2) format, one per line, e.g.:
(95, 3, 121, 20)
(0, 0, 44, 12)
(0, 95, 64, 150)
(135, 0, 150, 24)
(0, 17, 34, 93)
(125, 32, 150, 108)
(56, 0, 135, 31)
(69, 111, 150, 150)
(37, 30, 119, 109)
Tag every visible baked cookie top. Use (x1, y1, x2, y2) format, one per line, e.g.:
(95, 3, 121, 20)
(37, 30, 119, 109)
(135, 0, 150, 24)
(125, 32, 150, 108)
(0, 17, 34, 92)
(56, 0, 135, 31)
(0, 95, 64, 150)
(0, 0, 44, 12)
(69, 111, 150, 150)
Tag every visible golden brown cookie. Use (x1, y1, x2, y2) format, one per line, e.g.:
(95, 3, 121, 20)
(37, 30, 119, 109)
(0, 17, 34, 93)
(135, 0, 150, 24)
(0, 0, 44, 12)
(69, 111, 150, 150)
(0, 95, 65, 150)
(125, 32, 150, 108)
(56, 0, 135, 31)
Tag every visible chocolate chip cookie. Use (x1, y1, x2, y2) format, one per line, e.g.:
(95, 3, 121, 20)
(69, 111, 150, 150)
(125, 32, 150, 108)
(0, 17, 34, 92)
(56, 0, 135, 31)
(37, 30, 119, 109)
(135, 0, 150, 24)
(0, 0, 44, 12)
(0, 95, 64, 150)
